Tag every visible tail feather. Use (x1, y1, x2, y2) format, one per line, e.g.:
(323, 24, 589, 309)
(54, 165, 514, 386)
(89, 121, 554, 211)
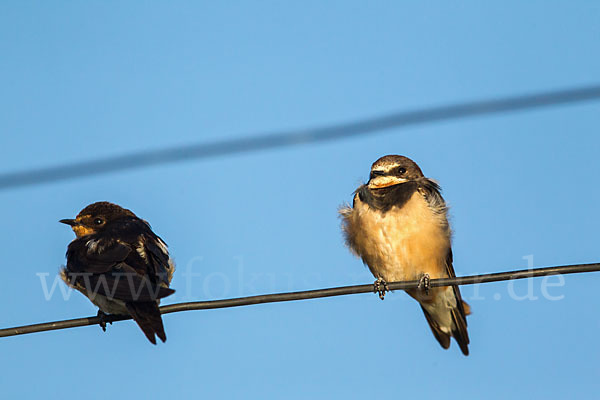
(420, 305, 451, 349)
(450, 303, 470, 356)
(417, 290, 470, 356)
(126, 302, 167, 344)
(420, 305, 469, 355)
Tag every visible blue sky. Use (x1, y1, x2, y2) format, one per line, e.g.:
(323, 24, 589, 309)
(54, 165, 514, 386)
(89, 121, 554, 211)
(1, 1, 599, 399)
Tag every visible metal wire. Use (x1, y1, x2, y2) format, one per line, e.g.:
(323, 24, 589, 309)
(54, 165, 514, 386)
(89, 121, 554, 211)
(1, 262, 598, 338)
(1, 84, 600, 190)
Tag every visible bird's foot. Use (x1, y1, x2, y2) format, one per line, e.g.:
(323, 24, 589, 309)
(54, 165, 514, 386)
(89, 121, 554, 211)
(373, 278, 389, 300)
(97, 310, 112, 332)
(418, 274, 431, 295)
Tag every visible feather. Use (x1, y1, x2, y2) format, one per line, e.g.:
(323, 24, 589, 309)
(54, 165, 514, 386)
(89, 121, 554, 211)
(126, 302, 167, 344)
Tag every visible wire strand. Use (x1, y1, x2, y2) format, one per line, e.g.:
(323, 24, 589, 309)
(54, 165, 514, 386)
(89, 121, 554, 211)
(1, 84, 600, 191)
(1, 262, 598, 338)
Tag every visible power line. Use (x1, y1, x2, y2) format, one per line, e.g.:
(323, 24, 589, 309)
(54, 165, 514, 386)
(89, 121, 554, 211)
(1, 262, 598, 338)
(1, 84, 600, 191)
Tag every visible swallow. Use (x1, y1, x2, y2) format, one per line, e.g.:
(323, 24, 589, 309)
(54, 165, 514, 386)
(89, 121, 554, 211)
(339, 155, 470, 355)
(60, 201, 175, 344)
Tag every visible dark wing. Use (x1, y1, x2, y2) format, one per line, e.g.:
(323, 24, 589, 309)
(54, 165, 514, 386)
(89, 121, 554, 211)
(445, 249, 470, 356)
(119, 218, 174, 287)
(143, 234, 173, 287)
(416, 178, 469, 354)
(420, 305, 451, 349)
(66, 239, 131, 274)
(65, 237, 174, 302)
(126, 302, 167, 344)
(67, 238, 131, 274)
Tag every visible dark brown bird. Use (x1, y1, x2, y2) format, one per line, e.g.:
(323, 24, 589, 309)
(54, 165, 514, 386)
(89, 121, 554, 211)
(60, 201, 175, 344)
(340, 155, 471, 355)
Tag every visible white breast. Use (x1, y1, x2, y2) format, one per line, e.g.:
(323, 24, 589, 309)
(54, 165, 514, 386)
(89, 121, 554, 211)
(90, 294, 130, 315)
(341, 191, 451, 282)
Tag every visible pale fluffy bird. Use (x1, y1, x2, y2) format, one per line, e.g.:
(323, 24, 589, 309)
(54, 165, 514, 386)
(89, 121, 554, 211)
(340, 155, 470, 355)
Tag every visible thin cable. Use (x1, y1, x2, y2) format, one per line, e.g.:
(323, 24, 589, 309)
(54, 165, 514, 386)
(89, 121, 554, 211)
(1, 262, 598, 338)
(1, 84, 600, 191)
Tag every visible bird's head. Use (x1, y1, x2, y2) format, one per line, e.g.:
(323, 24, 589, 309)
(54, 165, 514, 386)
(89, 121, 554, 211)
(367, 155, 424, 189)
(60, 201, 136, 238)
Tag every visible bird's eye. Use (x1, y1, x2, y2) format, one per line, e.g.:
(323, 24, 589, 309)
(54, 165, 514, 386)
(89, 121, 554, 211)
(94, 218, 104, 225)
(397, 167, 407, 175)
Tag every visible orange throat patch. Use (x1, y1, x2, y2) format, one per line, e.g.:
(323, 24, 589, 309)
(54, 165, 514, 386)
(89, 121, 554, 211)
(72, 225, 96, 238)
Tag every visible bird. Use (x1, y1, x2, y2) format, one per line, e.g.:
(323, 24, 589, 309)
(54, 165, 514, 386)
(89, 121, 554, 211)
(60, 201, 175, 344)
(339, 155, 470, 355)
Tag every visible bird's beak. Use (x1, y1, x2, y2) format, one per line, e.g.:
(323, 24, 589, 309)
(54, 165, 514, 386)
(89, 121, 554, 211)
(59, 219, 79, 226)
(368, 171, 384, 183)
